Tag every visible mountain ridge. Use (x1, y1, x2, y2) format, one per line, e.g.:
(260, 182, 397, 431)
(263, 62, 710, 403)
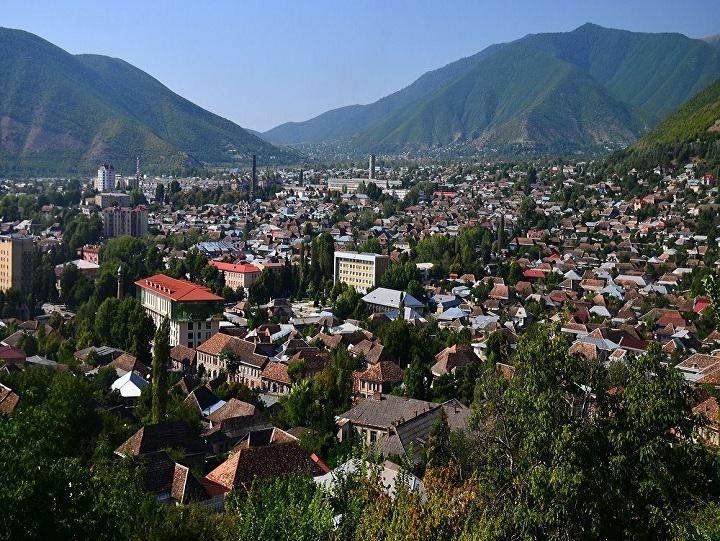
(262, 23, 720, 157)
(0, 27, 295, 174)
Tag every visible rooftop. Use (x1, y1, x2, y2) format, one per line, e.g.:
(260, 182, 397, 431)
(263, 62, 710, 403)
(135, 274, 224, 302)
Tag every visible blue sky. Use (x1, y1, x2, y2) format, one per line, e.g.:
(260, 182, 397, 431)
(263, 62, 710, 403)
(3, 0, 720, 131)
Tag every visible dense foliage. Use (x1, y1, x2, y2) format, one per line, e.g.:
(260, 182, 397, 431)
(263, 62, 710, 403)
(2, 324, 720, 540)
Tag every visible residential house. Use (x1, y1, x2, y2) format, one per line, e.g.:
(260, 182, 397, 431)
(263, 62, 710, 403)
(115, 421, 209, 465)
(336, 393, 439, 447)
(203, 399, 272, 454)
(431, 344, 480, 377)
(361, 288, 425, 315)
(203, 441, 328, 496)
(353, 361, 404, 399)
(196, 333, 268, 387)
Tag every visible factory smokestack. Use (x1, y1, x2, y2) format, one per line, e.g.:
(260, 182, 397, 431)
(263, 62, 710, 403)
(251, 155, 257, 197)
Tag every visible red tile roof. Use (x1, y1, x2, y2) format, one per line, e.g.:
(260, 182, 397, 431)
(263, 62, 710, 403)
(523, 269, 545, 279)
(204, 441, 326, 492)
(0, 383, 19, 414)
(262, 362, 291, 385)
(208, 261, 261, 274)
(135, 274, 224, 302)
(355, 361, 404, 384)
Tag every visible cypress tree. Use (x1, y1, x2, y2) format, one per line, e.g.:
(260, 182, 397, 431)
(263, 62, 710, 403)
(151, 317, 170, 423)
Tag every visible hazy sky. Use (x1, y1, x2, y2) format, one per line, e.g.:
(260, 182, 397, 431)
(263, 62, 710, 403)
(3, 0, 720, 131)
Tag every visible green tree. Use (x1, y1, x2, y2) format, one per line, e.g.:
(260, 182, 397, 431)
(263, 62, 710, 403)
(311, 231, 335, 284)
(470, 326, 720, 540)
(151, 317, 170, 423)
(333, 286, 361, 320)
(403, 356, 431, 400)
(518, 195, 538, 232)
(224, 476, 334, 540)
(359, 236, 382, 254)
(425, 407, 451, 470)
(154, 183, 165, 203)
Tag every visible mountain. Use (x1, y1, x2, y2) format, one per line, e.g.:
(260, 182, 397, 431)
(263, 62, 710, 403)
(263, 24, 720, 156)
(704, 34, 720, 50)
(613, 75, 720, 170)
(0, 27, 295, 174)
(263, 43, 506, 146)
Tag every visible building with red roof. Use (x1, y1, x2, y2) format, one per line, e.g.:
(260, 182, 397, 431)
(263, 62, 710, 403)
(135, 274, 225, 348)
(208, 261, 261, 290)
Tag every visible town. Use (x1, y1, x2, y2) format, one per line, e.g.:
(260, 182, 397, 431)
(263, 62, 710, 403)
(2, 148, 720, 538)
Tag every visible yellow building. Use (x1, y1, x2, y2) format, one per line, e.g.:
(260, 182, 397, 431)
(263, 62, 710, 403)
(0, 235, 34, 293)
(333, 251, 389, 293)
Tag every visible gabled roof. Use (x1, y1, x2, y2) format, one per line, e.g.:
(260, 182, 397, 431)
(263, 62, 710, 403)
(262, 361, 291, 385)
(109, 353, 150, 378)
(170, 344, 196, 365)
(431, 344, 480, 376)
(694, 396, 720, 425)
(115, 421, 208, 457)
(142, 451, 209, 504)
(0, 344, 26, 362)
(208, 261, 261, 274)
(355, 361, 404, 384)
(207, 398, 258, 424)
(197, 334, 268, 368)
(204, 441, 327, 492)
(382, 400, 471, 458)
(110, 371, 148, 398)
(361, 288, 424, 309)
(184, 386, 224, 416)
(0, 383, 19, 414)
(135, 274, 224, 302)
(338, 394, 439, 430)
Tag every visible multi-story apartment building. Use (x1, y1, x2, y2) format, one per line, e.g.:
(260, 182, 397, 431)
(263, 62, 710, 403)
(135, 274, 225, 348)
(0, 234, 34, 293)
(333, 251, 389, 293)
(207, 261, 262, 290)
(95, 192, 131, 209)
(102, 206, 148, 238)
(96, 164, 116, 192)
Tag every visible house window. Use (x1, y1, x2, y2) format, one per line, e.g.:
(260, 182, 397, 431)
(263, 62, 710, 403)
(369, 430, 377, 444)
(188, 322, 194, 330)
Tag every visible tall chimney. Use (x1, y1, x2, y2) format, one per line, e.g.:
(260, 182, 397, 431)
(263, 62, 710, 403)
(369, 154, 376, 180)
(251, 155, 257, 197)
(117, 266, 124, 299)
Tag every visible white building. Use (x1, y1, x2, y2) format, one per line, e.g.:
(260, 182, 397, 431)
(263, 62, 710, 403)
(134, 274, 225, 348)
(96, 163, 116, 192)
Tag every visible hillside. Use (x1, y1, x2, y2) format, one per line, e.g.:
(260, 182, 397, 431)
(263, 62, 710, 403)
(704, 34, 720, 50)
(263, 24, 720, 156)
(354, 43, 644, 154)
(262, 43, 507, 145)
(612, 76, 720, 171)
(0, 27, 295, 175)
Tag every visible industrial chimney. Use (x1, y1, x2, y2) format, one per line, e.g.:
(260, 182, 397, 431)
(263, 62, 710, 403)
(251, 155, 257, 196)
